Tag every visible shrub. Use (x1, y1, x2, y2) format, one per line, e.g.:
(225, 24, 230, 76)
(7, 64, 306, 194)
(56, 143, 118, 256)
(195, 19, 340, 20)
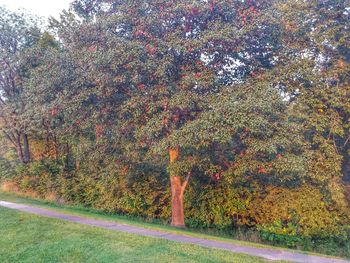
(249, 185, 350, 239)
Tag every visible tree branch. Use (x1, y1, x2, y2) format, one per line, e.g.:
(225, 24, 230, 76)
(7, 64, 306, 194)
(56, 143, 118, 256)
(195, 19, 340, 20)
(181, 171, 192, 196)
(3, 130, 17, 146)
(333, 134, 339, 155)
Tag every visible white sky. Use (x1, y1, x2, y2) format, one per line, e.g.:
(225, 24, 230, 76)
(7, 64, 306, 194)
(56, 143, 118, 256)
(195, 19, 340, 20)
(0, 0, 73, 19)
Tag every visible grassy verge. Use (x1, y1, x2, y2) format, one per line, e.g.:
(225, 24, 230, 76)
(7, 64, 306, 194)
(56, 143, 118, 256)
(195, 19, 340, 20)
(0, 206, 278, 263)
(0, 190, 345, 260)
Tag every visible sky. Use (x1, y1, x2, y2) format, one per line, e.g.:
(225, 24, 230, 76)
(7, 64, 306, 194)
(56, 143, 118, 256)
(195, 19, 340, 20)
(0, 0, 73, 19)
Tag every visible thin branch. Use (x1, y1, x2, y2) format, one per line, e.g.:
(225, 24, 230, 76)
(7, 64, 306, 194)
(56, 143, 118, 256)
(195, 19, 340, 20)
(333, 134, 339, 155)
(181, 171, 192, 195)
(343, 136, 350, 147)
(3, 130, 17, 146)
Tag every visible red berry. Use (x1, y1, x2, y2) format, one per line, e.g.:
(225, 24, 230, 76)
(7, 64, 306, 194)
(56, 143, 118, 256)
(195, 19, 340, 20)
(146, 44, 156, 55)
(191, 7, 199, 15)
(137, 83, 146, 90)
(210, 1, 215, 12)
(51, 107, 58, 116)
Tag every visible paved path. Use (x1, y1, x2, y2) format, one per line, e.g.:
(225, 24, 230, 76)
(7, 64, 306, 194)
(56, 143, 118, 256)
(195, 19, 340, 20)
(0, 201, 349, 263)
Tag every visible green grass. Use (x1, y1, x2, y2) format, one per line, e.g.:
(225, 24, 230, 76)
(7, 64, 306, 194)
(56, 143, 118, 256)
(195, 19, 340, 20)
(0, 206, 276, 263)
(0, 191, 273, 248)
(0, 191, 345, 261)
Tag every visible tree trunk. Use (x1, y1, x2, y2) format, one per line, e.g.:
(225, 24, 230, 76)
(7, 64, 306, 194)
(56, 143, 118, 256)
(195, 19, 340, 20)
(15, 132, 24, 163)
(169, 146, 190, 227)
(64, 142, 70, 169)
(23, 133, 30, 163)
(53, 135, 59, 161)
(76, 159, 80, 170)
(170, 175, 185, 227)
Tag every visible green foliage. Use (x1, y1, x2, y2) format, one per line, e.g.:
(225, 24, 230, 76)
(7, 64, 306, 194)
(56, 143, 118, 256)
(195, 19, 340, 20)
(14, 159, 61, 196)
(185, 183, 250, 230)
(258, 221, 303, 247)
(0, 158, 16, 179)
(250, 186, 350, 238)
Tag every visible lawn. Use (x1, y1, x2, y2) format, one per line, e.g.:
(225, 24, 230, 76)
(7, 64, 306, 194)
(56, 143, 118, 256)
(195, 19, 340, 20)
(0, 190, 277, 249)
(0, 206, 276, 263)
(0, 191, 341, 259)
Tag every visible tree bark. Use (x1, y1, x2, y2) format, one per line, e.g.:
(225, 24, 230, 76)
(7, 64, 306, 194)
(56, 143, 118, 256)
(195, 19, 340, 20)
(64, 142, 70, 169)
(169, 146, 191, 227)
(15, 132, 24, 163)
(53, 135, 59, 161)
(23, 133, 30, 163)
(170, 175, 185, 227)
(76, 159, 80, 170)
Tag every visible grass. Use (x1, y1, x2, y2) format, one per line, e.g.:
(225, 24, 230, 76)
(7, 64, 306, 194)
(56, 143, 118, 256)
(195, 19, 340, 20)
(0, 190, 346, 261)
(0, 206, 277, 263)
(0, 190, 290, 250)
(0, 191, 272, 248)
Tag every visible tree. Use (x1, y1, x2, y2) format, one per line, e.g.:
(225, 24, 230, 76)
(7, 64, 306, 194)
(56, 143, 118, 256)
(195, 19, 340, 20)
(0, 7, 42, 163)
(263, 0, 350, 207)
(60, 0, 295, 226)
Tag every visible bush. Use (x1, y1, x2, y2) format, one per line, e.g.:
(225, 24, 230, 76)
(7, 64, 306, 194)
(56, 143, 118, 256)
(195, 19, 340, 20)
(249, 185, 350, 238)
(258, 220, 304, 247)
(4, 161, 350, 258)
(14, 159, 61, 197)
(0, 158, 17, 179)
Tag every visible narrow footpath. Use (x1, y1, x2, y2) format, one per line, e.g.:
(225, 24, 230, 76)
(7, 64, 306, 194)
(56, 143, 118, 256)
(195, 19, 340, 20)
(0, 200, 348, 263)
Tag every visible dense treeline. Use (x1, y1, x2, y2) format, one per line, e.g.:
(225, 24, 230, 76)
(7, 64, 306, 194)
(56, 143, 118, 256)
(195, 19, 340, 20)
(0, 0, 350, 256)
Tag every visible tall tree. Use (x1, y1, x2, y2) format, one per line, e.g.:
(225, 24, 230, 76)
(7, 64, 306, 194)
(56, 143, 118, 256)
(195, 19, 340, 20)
(263, 0, 350, 206)
(60, 0, 292, 226)
(0, 7, 42, 163)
